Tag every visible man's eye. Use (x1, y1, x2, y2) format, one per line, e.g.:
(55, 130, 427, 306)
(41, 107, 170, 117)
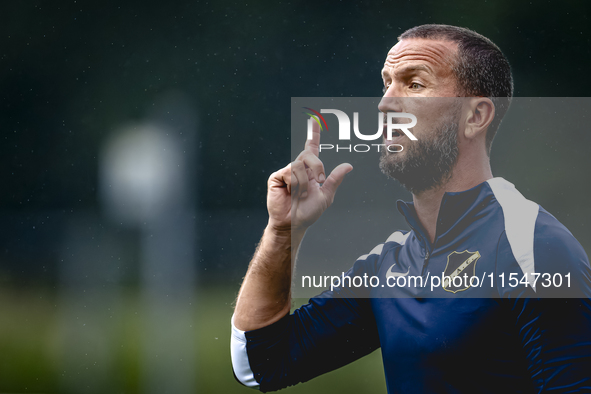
(382, 85, 389, 94)
(410, 82, 423, 90)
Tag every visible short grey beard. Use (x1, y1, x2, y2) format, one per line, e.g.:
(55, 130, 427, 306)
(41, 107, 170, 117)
(379, 119, 459, 195)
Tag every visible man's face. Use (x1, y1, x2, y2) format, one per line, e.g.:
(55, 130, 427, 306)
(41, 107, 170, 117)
(378, 38, 463, 194)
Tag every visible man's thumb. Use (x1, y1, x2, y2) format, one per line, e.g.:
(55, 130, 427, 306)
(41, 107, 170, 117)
(321, 163, 353, 202)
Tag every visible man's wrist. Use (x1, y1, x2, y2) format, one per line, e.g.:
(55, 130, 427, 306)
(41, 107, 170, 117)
(266, 220, 306, 245)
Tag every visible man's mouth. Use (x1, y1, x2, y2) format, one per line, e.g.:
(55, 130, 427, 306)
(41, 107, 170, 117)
(383, 124, 405, 145)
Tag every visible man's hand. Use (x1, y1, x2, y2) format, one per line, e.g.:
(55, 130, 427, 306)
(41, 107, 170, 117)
(234, 120, 351, 331)
(267, 120, 353, 236)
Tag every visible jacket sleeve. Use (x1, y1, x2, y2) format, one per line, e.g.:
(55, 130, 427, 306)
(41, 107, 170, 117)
(510, 298, 591, 391)
(498, 210, 591, 391)
(231, 248, 383, 392)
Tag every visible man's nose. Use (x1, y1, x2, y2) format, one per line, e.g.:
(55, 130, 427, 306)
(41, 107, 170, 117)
(378, 93, 403, 114)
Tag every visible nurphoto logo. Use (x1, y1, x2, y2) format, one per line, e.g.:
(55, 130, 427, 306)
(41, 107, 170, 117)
(303, 107, 417, 153)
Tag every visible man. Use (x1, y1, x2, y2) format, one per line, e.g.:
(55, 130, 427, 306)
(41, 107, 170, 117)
(231, 24, 591, 393)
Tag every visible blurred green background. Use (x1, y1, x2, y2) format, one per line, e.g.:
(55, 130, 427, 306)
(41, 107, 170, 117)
(1, 0, 591, 393)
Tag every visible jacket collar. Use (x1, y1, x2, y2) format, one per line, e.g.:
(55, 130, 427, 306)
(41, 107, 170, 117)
(396, 178, 501, 247)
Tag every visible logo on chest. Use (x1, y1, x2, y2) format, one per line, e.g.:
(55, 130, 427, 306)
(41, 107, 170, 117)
(442, 250, 481, 293)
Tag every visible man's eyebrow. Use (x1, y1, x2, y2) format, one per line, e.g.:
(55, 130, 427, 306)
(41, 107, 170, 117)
(381, 64, 432, 80)
(398, 65, 431, 74)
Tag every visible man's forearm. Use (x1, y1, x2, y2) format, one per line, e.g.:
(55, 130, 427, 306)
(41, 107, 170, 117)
(234, 224, 305, 331)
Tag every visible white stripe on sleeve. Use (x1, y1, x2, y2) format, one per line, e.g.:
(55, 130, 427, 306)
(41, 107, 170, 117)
(356, 231, 409, 261)
(487, 178, 540, 291)
(356, 243, 385, 261)
(386, 231, 410, 245)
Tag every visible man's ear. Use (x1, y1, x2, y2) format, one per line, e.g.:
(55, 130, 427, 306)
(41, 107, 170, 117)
(464, 98, 495, 140)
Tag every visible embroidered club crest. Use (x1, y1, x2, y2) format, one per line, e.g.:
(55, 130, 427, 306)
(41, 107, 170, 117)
(442, 250, 481, 293)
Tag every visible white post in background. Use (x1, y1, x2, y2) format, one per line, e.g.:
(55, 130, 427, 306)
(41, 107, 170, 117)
(100, 93, 197, 393)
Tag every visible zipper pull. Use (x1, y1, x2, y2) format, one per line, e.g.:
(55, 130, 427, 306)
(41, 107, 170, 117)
(421, 251, 430, 276)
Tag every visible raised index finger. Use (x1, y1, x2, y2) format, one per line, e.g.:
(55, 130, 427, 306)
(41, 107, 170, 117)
(304, 115, 321, 157)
